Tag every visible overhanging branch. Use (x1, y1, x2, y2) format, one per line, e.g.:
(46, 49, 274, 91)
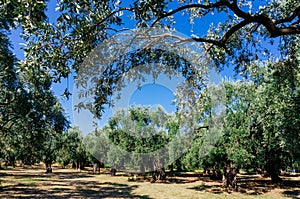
(149, 1, 300, 48)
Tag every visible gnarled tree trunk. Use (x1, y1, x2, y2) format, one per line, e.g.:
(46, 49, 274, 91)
(175, 159, 183, 172)
(93, 162, 100, 174)
(151, 160, 166, 182)
(222, 166, 237, 190)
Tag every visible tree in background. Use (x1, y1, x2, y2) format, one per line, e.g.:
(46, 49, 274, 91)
(86, 105, 179, 181)
(0, 0, 69, 170)
(82, 127, 111, 173)
(248, 58, 300, 182)
(57, 126, 89, 170)
(188, 59, 299, 186)
(0, 19, 69, 171)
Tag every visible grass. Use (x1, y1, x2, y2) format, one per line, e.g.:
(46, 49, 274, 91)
(0, 165, 299, 198)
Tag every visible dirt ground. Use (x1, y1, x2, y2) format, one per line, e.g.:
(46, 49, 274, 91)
(0, 165, 299, 199)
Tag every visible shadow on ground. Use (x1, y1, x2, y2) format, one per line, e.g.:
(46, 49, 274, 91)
(189, 174, 300, 197)
(0, 167, 152, 199)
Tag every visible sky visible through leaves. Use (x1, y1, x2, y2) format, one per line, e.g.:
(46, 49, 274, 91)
(8, 0, 268, 130)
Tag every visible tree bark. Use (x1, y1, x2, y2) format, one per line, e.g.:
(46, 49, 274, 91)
(151, 160, 166, 182)
(222, 166, 237, 190)
(203, 168, 209, 176)
(93, 162, 100, 174)
(79, 160, 85, 170)
(110, 168, 116, 176)
(7, 156, 15, 167)
(74, 160, 85, 171)
(151, 168, 166, 182)
(168, 164, 174, 172)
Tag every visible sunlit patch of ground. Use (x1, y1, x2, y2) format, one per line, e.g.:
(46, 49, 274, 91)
(0, 165, 299, 198)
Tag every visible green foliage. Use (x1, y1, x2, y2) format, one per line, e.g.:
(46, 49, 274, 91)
(108, 106, 172, 153)
(193, 58, 299, 180)
(130, 0, 300, 74)
(0, 0, 69, 165)
(84, 105, 180, 171)
(249, 59, 300, 175)
(56, 127, 89, 167)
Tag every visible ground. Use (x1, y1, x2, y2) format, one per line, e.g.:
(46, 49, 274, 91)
(0, 165, 299, 198)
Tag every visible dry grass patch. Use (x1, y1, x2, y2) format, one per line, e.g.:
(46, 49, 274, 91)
(0, 166, 299, 198)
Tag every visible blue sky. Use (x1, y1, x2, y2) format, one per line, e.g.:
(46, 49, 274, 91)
(9, 0, 244, 133)
(129, 84, 175, 113)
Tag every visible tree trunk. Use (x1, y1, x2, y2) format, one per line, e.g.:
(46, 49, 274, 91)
(203, 168, 209, 176)
(110, 168, 116, 176)
(93, 162, 100, 174)
(209, 166, 222, 180)
(151, 168, 166, 182)
(7, 156, 15, 167)
(266, 165, 282, 183)
(45, 162, 52, 173)
(175, 159, 183, 172)
(76, 161, 80, 170)
(79, 160, 85, 170)
(222, 166, 237, 190)
(74, 160, 85, 171)
(151, 160, 166, 182)
(265, 155, 282, 183)
(168, 164, 174, 172)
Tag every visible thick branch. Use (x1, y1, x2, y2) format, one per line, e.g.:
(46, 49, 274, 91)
(218, 2, 300, 37)
(252, 14, 300, 37)
(150, 1, 300, 48)
(277, 26, 300, 36)
(192, 37, 222, 46)
(221, 20, 252, 45)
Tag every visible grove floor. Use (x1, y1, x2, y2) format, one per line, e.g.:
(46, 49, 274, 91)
(0, 166, 299, 198)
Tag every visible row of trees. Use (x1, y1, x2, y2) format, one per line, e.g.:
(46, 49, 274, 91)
(0, 25, 69, 169)
(83, 57, 299, 185)
(0, 124, 94, 172)
(0, 58, 298, 186)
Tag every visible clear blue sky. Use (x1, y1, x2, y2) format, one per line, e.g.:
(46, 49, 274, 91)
(129, 84, 175, 113)
(9, 0, 246, 134)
